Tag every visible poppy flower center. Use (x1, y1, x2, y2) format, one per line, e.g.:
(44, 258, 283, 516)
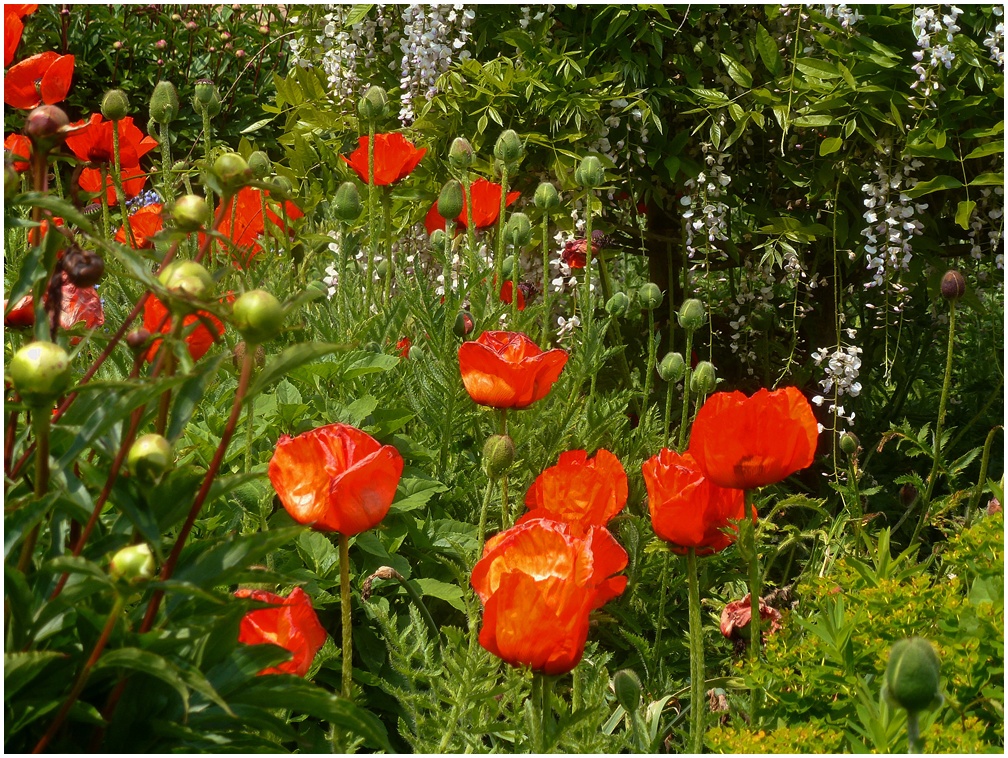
(734, 455, 766, 483)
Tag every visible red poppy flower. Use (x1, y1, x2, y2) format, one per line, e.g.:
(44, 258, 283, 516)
(458, 330, 568, 410)
(425, 177, 521, 235)
(234, 587, 328, 676)
(643, 448, 747, 555)
(6, 5, 38, 18)
(521, 449, 628, 535)
(209, 186, 304, 267)
(396, 337, 411, 358)
(341, 132, 426, 186)
(4, 272, 104, 339)
(115, 203, 163, 248)
(26, 214, 61, 247)
(4, 51, 74, 109)
(471, 518, 627, 675)
(79, 165, 149, 205)
(498, 280, 525, 310)
(268, 423, 404, 536)
(689, 387, 819, 490)
(5, 12, 23, 68)
(5, 132, 30, 171)
(64, 113, 157, 166)
(720, 594, 782, 643)
(142, 294, 225, 363)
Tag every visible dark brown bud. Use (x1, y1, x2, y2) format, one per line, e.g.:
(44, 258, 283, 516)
(900, 482, 918, 508)
(940, 270, 966, 301)
(126, 328, 152, 352)
(61, 246, 105, 287)
(24, 105, 70, 149)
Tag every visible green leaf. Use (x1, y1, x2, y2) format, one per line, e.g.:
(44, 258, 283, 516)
(343, 351, 400, 380)
(838, 61, 857, 90)
(392, 470, 448, 513)
(964, 141, 1003, 159)
(756, 23, 783, 76)
(955, 200, 977, 230)
(240, 117, 275, 134)
(296, 531, 340, 577)
(720, 53, 753, 88)
(792, 114, 835, 127)
(245, 342, 345, 403)
(167, 354, 227, 443)
(970, 171, 1004, 186)
(819, 136, 843, 156)
(903, 175, 964, 198)
(413, 577, 465, 611)
(174, 526, 304, 587)
(4, 652, 65, 701)
(92, 648, 191, 714)
(794, 58, 841, 79)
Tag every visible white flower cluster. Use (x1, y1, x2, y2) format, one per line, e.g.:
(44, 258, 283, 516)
(860, 143, 928, 302)
(821, 3, 864, 30)
(966, 186, 1005, 273)
(811, 336, 862, 428)
(398, 4, 475, 125)
(725, 260, 775, 376)
(983, 6, 1005, 68)
(681, 140, 732, 260)
(910, 5, 963, 106)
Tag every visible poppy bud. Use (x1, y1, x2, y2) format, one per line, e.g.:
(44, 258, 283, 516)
(493, 129, 522, 165)
(638, 282, 663, 311)
(61, 246, 105, 287)
(24, 105, 70, 150)
(501, 255, 515, 279)
(376, 258, 389, 278)
(448, 137, 474, 171)
(259, 24, 270, 35)
(483, 434, 515, 479)
(605, 291, 630, 318)
(172, 194, 211, 231)
(212, 152, 252, 194)
(453, 309, 474, 338)
(358, 85, 389, 121)
(232, 289, 284, 345)
(109, 543, 156, 583)
(149, 80, 179, 125)
(127, 433, 173, 484)
(333, 181, 362, 222)
(248, 150, 271, 179)
(363, 341, 382, 353)
(534, 181, 560, 211)
(612, 669, 643, 713)
(271, 176, 294, 200)
(126, 328, 152, 354)
(506, 212, 533, 247)
(677, 298, 705, 333)
(691, 361, 717, 396)
(900, 482, 918, 508)
(158, 260, 213, 303)
(437, 179, 464, 221)
(940, 270, 966, 301)
(193, 78, 221, 117)
(429, 228, 450, 256)
(101, 89, 130, 121)
(8, 341, 72, 407)
(839, 432, 859, 456)
(658, 352, 686, 383)
(576, 155, 604, 189)
(408, 344, 424, 361)
(883, 637, 942, 714)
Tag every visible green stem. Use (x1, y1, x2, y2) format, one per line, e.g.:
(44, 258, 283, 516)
(110, 120, 137, 248)
(663, 381, 675, 450)
(158, 120, 172, 201)
(365, 123, 377, 312)
(653, 550, 670, 680)
(531, 671, 546, 753)
(965, 425, 1001, 528)
(16, 409, 51, 574)
(677, 331, 696, 451)
(643, 307, 657, 411)
(202, 107, 214, 210)
(541, 214, 552, 343)
(383, 190, 393, 304)
(494, 164, 510, 294)
(499, 409, 509, 528)
(687, 548, 706, 754)
(847, 458, 863, 547)
(906, 709, 922, 754)
(100, 164, 111, 239)
(476, 476, 496, 555)
(339, 532, 353, 699)
(259, 191, 269, 258)
(746, 489, 761, 725)
(462, 174, 477, 280)
(582, 192, 594, 330)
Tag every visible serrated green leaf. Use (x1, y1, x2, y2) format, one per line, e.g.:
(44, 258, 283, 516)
(245, 342, 345, 402)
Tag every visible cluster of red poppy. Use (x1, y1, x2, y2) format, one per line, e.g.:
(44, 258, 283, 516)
(4, 6, 73, 110)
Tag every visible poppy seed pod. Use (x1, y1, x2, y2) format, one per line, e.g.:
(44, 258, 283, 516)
(884, 638, 942, 714)
(448, 136, 474, 171)
(8, 341, 72, 407)
(493, 129, 522, 165)
(613, 669, 643, 713)
(127, 433, 173, 485)
(940, 269, 966, 301)
(24, 104, 69, 149)
(158, 260, 213, 303)
(658, 352, 687, 383)
(100, 88, 129, 121)
(357, 85, 389, 121)
(149, 80, 179, 124)
(576, 155, 605, 189)
(248, 150, 271, 179)
(193, 78, 221, 117)
(506, 212, 533, 247)
(483, 434, 516, 479)
(126, 328, 152, 354)
(678, 298, 706, 333)
(437, 179, 464, 222)
(605, 291, 631, 318)
(109, 543, 156, 583)
(212, 152, 252, 193)
(638, 282, 663, 311)
(333, 181, 362, 221)
(232, 289, 285, 345)
(690, 361, 717, 396)
(172, 194, 211, 231)
(534, 181, 560, 211)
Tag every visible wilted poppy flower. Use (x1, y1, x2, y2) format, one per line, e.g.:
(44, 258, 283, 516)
(79, 165, 150, 206)
(209, 186, 304, 267)
(115, 203, 163, 248)
(643, 448, 747, 555)
(4, 51, 74, 109)
(425, 177, 521, 235)
(720, 594, 782, 647)
(458, 330, 568, 410)
(4, 272, 104, 338)
(689, 387, 818, 490)
(235, 587, 328, 676)
(65, 113, 157, 166)
(5, 132, 31, 172)
(521, 449, 628, 535)
(471, 518, 627, 675)
(498, 279, 525, 310)
(561, 230, 608, 270)
(342, 132, 426, 186)
(268, 423, 404, 536)
(142, 294, 225, 363)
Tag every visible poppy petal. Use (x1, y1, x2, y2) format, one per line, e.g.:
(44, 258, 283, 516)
(39, 53, 73, 104)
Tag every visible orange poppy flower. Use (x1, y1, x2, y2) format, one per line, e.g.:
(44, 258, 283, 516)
(520, 449, 628, 535)
(142, 293, 225, 363)
(268, 423, 404, 536)
(4, 51, 74, 109)
(498, 280, 525, 310)
(5, 12, 23, 68)
(341, 132, 426, 186)
(458, 330, 568, 410)
(471, 518, 627, 675)
(5, 132, 30, 171)
(643, 448, 747, 555)
(720, 594, 782, 645)
(79, 165, 149, 205)
(234, 587, 328, 677)
(689, 387, 819, 490)
(424, 177, 521, 235)
(115, 203, 164, 248)
(27, 215, 62, 246)
(64, 113, 157, 166)
(396, 337, 411, 358)
(209, 186, 304, 267)
(6, 5, 38, 18)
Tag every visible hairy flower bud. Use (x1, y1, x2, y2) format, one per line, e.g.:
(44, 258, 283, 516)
(534, 181, 560, 211)
(678, 298, 705, 333)
(505, 212, 533, 247)
(149, 80, 179, 125)
(109, 543, 156, 583)
(448, 137, 474, 171)
(493, 129, 522, 165)
(232, 289, 284, 345)
(100, 89, 130, 121)
(940, 269, 966, 301)
(193, 78, 221, 117)
(839, 432, 860, 456)
(883, 637, 942, 714)
(612, 669, 643, 713)
(690, 361, 717, 396)
(437, 179, 464, 222)
(358, 85, 389, 121)
(658, 352, 686, 383)
(212, 152, 252, 194)
(126, 328, 152, 354)
(429, 228, 450, 256)
(333, 181, 362, 222)
(24, 105, 70, 150)
(158, 260, 213, 303)
(8, 341, 72, 407)
(172, 194, 211, 231)
(605, 291, 630, 318)
(247, 150, 271, 179)
(128, 433, 173, 484)
(483, 434, 515, 479)
(576, 155, 604, 189)
(638, 282, 663, 311)
(61, 246, 105, 287)
(453, 309, 474, 338)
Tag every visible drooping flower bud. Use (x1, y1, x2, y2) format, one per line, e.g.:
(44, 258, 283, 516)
(109, 543, 156, 583)
(678, 298, 705, 333)
(100, 89, 130, 121)
(126, 328, 152, 354)
(493, 129, 522, 165)
(408, 344, 424, 361)
(453, 309, 474, 338)
(127, 433, 173, 485)
(448, 137, 474, 171)
(212, 152, 252, 194)
(193, 78, 221, 117)
(172, 194, 211, 231)
(534, 181, 560, 212)
(333, 181, 362, 222)
(658, 352, 687, 383)
(358, 85, 389, 122)
(24, 105, 70, 151)
(437, 179, 464, 222)
(505, 212, 533, 247)
(429, 228, 450, 257)
(690, 361, 717, 396)
(612, 669, 643, 713)
(61, 246, 105, 288)
(149, 80, 180, 125)
(576, 155, 605, 189)
(8, 341, 72, 407)
(158, 260, 213, 303)
(883, 637, 942, 714)
(638, 282, 663, 311)
(940, 270, 966, 301)
(483, 434, 515, 479)
(232, 289, 285, 345)
(247, 150, 271, 179)
(605, 291, 630, 318)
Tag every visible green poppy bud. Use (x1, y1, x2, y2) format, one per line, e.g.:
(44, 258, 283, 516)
(333, 181, 362, 222)
(109, 543, 156, 583)
(883, 638, 942, 714)
(8, 341, 72, 407)
(940, 270, 966, 301)
(678, 298, 706, 333)
(232, 289, 285, 345)
(408, 344, 424, 361)
(127, 433, 173, 485)
(577, 155, 605, 189)
(437, 179, 464, 221)
(149, 80, 179, 124)
(839, 432, 860, 456)
(605, 291, 631, 318)
(691, 361, 717, 396)
(506, 212, 533, 247)
(193, 78, 221, 117)
(358, 85, 389, 121)
(534, 181, 560, 211)
(100, 89, 130, 121)
(658, 352, 686, 383)
(613, 669, 643, 713)
(448, 137, 474, 171)
(376, 258, 389, 278)
(429, 228, 450, 256)
(5, 164, 19, 196)
(158, 260, 213, 303)
(501, 255, 515, 279)
(493, 129, 522, 165)
(172, 194, 211, 231)
(212, 152, 252, 194)
(483, 434, 515, 479)
(271, 176, 294, 200)
(248, 150, 271, 179)
(453, 309, 474, 338)
(639, 282, 663, 311)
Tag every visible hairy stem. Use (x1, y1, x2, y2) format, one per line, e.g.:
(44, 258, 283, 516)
(339, 532, 353, 699)
(687, 548, 706, 754)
